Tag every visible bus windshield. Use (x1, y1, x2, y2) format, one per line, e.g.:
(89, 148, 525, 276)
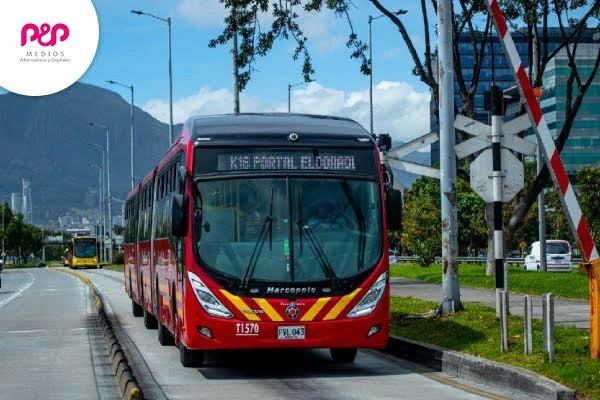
(74, 239, 97, 258)
(194, 178, 382, 283)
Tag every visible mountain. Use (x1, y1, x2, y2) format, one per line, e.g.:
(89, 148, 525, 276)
(0, 82, 181, 225)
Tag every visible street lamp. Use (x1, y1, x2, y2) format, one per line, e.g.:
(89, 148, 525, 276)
(288, 80, 313, 113)
(89, 122, 113, 263)
(107, 80, 135, 189)
(131, 9, 173, 146)
(368, 10, 407, 136)
(88, 162, 105, 263)
(88, 143, 106, 252)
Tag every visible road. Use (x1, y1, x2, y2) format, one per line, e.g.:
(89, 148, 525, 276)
(390, 278, 590, 328)
(76, 268, 502, 400)
(0, 268, 121, 400)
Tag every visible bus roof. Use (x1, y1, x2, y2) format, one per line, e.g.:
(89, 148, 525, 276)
(188, 113, 371, 140)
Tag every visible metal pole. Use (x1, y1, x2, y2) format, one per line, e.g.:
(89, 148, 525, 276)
(532, 27, 547, 272)
(437, 0, 460, 313)
(524, 295, 533, 354)
(168, 17, 174, 145)
(543, 293, 555, 363)
(232, 9, 240, 115)
(101, 152, 105, 263)
(1, 205, 4, 257)
(369, 15, 373, 136)
(288, 84, 291, 113)
(500, 290, 508, 351)
(106, 127, 113, 263)
(41, 227, 45, 263)
(130, 86, 135, 189)
(491, 85, 504, 317)
(96, 166, 103, 263)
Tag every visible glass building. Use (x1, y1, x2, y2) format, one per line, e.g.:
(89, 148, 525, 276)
(430, 28, 598, 170)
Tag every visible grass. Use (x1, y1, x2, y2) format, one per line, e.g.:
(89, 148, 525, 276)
(390, 262, 589, 300)
(390, 296, 600, 400)
(102, 264, 124, 272)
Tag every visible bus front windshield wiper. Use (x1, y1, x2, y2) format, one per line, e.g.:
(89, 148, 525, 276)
(297, 220, 339, 289)
(241, 186, 274, 290)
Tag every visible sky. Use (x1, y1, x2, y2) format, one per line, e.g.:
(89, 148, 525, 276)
(69, 0, 441, 144)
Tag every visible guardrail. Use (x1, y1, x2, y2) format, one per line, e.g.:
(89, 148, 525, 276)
(393, 256, 583, 265)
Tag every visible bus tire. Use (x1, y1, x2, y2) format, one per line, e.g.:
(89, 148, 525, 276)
(132, 300, 143, 317)
(330, 348, 357, 363)
(158, 321, 174, 346)
(143, 309, 157, 329)
(179, 344, 204, 367)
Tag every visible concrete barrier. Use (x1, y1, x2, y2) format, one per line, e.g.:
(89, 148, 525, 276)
(51, 267, 144, 400)
(385, 335, 575, 400)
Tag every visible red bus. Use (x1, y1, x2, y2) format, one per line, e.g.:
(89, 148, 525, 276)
(124, 113, 401, 367)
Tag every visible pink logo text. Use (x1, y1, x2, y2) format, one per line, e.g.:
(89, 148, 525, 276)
(21, 23, 70, 47)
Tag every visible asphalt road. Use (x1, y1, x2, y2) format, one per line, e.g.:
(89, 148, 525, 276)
(78, 268, 500, 400)
(0, 268, 121, 400)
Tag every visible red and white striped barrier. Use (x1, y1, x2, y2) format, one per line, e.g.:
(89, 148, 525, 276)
(488, 0, 599, 263)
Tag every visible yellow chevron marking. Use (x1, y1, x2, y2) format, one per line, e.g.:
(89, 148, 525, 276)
(323, 288, 362, 320)
(220, 290, 261, 321)
(301, 297, 331, 321)
(254, 298, 283, 321)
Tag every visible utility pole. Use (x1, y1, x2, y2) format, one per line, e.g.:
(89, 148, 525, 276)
(438, 0, 460, 313)
(232, 7, 240, 115)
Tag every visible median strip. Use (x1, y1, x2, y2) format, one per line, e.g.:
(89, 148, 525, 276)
(51, 267, 143, 400)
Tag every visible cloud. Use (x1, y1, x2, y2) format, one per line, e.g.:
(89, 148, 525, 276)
(176, 0, 227, 28)
(142, 81, 430, 143)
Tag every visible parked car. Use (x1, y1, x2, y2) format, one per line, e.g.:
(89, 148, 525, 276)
(524, 240, 572, 272)
(389, 249, 399, 265)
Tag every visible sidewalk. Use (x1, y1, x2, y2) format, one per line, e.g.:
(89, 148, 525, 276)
(390, 278, 590, 329)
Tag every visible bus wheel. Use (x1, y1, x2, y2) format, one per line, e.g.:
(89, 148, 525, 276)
(132, 300, 143, 317)
(330, 348, 357, 363)
(179, 344, 204, 367)
(158, 320, 174, 346)
(143, 309, 158, 329)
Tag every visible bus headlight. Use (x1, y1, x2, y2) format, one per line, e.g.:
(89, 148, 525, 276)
(347, 271, 387, 318)
(187, 271, 233, 319)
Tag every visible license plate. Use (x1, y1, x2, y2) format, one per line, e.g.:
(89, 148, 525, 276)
(277, 325, 305, 340)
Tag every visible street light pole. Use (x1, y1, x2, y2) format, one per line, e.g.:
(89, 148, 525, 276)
(288, 80, 313, 113)
(90, 123, 112, 263)
(107, 80, 135, 188)
(131, 10, 173, 146)
(89, 143, 105, 262)
(89, 162, 104, 263)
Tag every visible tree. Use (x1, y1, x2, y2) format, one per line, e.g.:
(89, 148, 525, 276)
(210, 0, 600, 306)
(456, 178, 487, 255)
(575, 166, 600, 245)
(401, 177, 441, 267)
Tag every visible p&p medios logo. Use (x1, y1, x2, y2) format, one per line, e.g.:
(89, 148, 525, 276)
(21, 23, 70, 47)
(0, 0, 99, 96)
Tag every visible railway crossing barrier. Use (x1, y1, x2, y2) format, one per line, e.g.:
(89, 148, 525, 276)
(487, 0, 599, 358)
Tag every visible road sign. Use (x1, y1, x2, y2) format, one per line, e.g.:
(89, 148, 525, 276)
(470, 148, 523, 203)
(383, 131, 440, 179)
(454, 114, 536, 159)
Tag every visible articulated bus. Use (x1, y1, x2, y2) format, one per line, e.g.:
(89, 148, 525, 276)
(65, 236, 100, 269)
(124, 113, 401, 367)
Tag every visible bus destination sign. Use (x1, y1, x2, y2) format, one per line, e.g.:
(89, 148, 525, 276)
(218, 153, 356, 172)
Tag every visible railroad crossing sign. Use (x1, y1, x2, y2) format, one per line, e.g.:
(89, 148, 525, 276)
(454, 113, 536, 203)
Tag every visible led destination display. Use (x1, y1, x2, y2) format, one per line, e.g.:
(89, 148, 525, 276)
(195, 148, 377, 175)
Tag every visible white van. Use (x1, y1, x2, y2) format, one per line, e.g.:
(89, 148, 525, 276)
(524, 240, 572, 272)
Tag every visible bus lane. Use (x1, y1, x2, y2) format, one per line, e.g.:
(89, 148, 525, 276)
(82, 268, 496, 400)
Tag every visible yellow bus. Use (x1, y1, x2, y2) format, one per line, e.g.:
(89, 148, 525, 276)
(66, 237, 100, 269)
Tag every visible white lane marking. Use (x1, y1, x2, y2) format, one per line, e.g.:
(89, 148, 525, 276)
(0, 271, 35, 309)
(2, 328, 88, 334)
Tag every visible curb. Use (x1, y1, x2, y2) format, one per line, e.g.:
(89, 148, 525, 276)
(386, 335, 575, 400)
(51, 267, 144, 400)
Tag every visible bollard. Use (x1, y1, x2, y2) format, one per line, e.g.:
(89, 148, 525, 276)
(524, 295, 532, 355)
(580, 259, 600, 359)
(542, 293, 554, 363)
(500, 290, 508, 351)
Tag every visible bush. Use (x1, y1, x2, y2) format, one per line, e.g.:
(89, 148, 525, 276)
(113, 252, 124, 265)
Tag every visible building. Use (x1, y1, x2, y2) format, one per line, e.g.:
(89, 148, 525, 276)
(537, 42, 600, 176)
(431, 27, 599, 167)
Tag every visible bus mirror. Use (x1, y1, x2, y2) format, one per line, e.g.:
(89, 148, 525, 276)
(178, 165, 187, 186)
(172, 194, 188, 237)
(386, 188, 402, 231)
